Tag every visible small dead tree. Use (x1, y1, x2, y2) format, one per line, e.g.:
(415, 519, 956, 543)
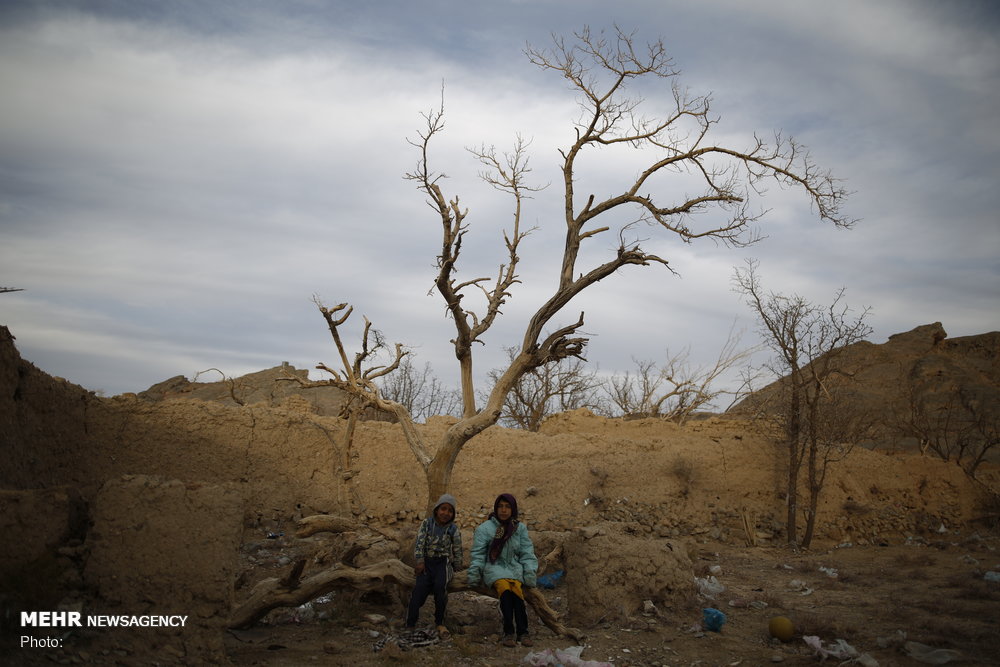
(606, 326, 758, 423)
(486, 346, 607, 430)
(733, 259, 871, 547)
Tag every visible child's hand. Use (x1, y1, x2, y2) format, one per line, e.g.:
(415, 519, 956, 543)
(414, 562, 426, 575)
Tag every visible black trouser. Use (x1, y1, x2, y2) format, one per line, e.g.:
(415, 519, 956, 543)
(499, 590, 528, 637)
(406, 556, 449, 627)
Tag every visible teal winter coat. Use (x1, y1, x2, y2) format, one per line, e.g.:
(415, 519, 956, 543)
(467, 517, 538, 588)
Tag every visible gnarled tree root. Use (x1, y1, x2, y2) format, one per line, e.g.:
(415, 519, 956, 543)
(229, 558, 583, 641)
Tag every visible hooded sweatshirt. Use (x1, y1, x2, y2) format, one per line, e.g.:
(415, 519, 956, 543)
(413, 493, 463, 568)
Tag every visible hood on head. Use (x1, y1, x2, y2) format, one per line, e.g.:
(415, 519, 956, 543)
(493, 493, 518, 521)
(434, 493, 457, 515)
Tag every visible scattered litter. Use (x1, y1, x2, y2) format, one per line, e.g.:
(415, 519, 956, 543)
(372, 628, 440, 652)
(695, 575, 725, 599)
(818, 566, 838, 578)
(709, 564, 723, 575)
(788, 579, 814, 595)
(520, 645, 613, 667)
(803, 636, 878, 665)
(904, 641, 961, 664)
(983, 571, 1000, 583)
(702, 608, 726, 632)
(642, 599, 658, 616)
(538, 569, 565, 589)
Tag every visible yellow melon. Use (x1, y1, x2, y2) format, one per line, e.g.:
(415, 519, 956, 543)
(768, 616, 795, 641)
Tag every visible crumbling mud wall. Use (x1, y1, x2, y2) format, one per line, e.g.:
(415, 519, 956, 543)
(0, 327, 352, 518)
(81, 475, 243, 663)
(562, 523, 696, 627)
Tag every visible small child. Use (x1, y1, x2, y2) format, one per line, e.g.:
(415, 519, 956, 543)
(405, 493, 463, 637)
(467, 493, 538, 647)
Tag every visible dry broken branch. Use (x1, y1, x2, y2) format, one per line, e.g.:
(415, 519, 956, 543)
(229, 558, 583, 641)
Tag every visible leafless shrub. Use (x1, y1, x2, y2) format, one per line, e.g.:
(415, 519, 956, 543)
(606, 326, 759, 424)
(378, 356, 461, 422)
(486, 347, 606, 431)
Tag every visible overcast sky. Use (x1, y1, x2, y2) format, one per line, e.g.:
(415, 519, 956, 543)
(1, 0, 998, 402)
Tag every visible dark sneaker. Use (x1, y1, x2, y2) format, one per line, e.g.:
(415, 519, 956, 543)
(518, 635, 534, 647)
(502, 634, 517, 647)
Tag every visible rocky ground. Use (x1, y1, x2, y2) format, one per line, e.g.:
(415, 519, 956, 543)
(223, 532, 1000, 666)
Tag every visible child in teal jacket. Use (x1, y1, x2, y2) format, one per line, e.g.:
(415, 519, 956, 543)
(467, 493, 538, 647)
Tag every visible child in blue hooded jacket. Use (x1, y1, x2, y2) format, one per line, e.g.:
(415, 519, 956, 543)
(406, 493, 463, 636)
(467, 493, 538, 647)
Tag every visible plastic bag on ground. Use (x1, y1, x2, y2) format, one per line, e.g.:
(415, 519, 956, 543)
(538, 569, 565, 589)
(904, 641, 962, 664)
(695, 575, 725, 599)
(520, 645, 613, 667)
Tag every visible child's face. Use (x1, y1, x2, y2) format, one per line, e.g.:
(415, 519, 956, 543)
(435, 503, 454, 523)
(496, 500, 513, 521)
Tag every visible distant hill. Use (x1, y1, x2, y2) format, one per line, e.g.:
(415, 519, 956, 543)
(138, 362, 394, 421)
(728, 322, 1000, 456)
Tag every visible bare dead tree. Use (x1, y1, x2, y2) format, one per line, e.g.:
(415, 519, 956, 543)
(320, 26, 853, 509)
(485, 346, 607, 431)
(733, 259, 871, 546)
(606, 326, 759, 423)
(378, 357, 462, 422)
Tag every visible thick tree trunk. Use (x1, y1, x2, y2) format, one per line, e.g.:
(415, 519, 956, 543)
(459, 353, 476, 419)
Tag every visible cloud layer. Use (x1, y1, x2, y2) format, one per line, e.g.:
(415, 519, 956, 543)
(2, 1, 998, 398)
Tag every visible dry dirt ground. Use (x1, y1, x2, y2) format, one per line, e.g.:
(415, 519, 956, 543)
(223, 536, 1000, 666)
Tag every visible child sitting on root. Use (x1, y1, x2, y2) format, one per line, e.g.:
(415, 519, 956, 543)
(467, 493, 538, 648)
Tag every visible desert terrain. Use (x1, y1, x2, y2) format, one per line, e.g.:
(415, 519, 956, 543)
(2, 322, 999, 666)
